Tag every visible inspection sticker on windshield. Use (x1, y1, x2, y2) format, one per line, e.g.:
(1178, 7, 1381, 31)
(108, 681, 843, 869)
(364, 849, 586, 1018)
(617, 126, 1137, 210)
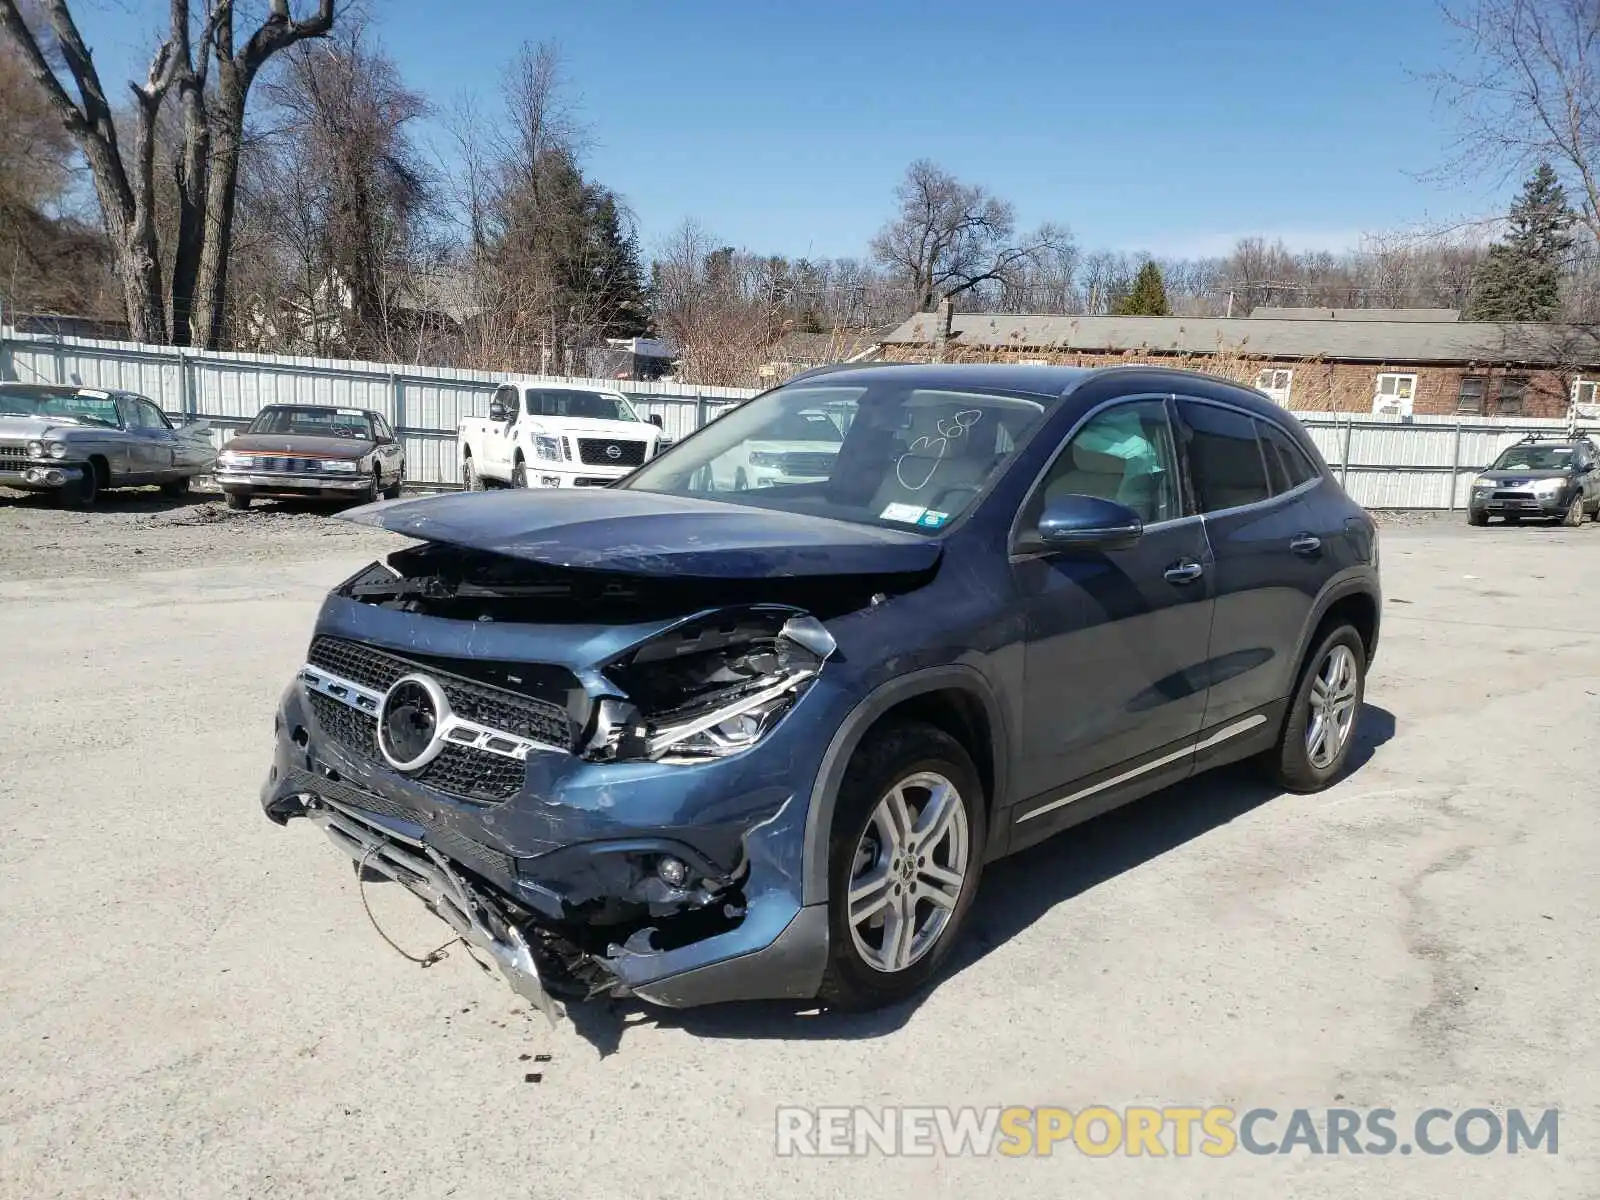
(919, 510, 951, 528)
(879, 503, 927, 525)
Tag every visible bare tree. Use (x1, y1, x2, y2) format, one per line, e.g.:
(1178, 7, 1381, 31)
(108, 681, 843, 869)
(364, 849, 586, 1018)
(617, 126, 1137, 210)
(0, 0, 336, 345)
(1433, 0, 1600, 244)
(870, 159, 1070, 310)
(651, 220, 784, 385)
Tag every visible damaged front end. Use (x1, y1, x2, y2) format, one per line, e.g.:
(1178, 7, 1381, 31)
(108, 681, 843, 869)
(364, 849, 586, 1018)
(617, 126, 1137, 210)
(262, 510, 931, 1016)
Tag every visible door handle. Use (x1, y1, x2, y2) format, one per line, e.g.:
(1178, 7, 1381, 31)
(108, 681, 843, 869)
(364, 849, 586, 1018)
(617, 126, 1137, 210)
(1290, 534, 1322, 555)
(1164, 559, 1204, 585)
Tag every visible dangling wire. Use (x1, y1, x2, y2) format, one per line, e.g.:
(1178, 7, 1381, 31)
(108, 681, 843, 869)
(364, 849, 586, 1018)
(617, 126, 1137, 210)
(355, 844, 461, 968)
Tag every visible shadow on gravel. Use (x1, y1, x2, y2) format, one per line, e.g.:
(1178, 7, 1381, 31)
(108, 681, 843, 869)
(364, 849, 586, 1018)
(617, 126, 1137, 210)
(562, 704, 1398, 1054)
(0, 487, 209, 515)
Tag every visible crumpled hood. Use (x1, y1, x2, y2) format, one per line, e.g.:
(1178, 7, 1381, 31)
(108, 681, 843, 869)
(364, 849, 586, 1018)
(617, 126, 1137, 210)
(224, 433, 374, 457)
(342, 487, 943, 579)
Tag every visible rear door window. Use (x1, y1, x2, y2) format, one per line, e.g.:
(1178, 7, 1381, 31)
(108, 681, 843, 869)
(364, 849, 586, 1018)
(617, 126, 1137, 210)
(1177, 400, 1271, 512)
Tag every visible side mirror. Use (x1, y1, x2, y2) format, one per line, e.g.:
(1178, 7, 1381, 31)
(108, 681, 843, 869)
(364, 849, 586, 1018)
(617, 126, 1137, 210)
(647, 413, 664, 429)
(1029, 494, 1143, 553)
(488, 400, 509, 422)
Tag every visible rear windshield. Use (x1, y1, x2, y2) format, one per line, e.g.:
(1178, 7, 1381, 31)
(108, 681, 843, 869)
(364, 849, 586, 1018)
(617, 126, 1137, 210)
(248, 406, 373, 439)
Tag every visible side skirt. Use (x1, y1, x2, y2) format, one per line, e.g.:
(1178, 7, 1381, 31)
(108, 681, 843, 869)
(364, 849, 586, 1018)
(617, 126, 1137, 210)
(1005, 699, 1285, 855)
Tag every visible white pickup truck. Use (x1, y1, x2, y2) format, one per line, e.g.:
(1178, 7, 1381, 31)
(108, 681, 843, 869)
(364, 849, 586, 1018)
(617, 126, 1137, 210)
(458, 382, 667, 490)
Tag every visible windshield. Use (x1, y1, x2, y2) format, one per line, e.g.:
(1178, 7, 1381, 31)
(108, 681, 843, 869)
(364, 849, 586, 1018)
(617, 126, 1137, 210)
(1492, 444, 1575, 471)
(621, 381, 1051, 530)
(0, 386, 121, 428)
(525, 389, 638, 422)
(248, 406, 373, 439)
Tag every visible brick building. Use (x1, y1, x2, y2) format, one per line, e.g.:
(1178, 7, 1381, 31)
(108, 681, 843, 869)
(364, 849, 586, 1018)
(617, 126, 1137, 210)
(877, 308, 1600, 419)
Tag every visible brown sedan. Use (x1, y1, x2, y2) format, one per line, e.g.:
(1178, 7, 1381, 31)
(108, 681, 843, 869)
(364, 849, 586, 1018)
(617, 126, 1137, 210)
(214, 404, 405, 510)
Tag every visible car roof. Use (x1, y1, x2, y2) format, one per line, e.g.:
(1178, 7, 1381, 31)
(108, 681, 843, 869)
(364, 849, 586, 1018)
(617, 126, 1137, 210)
(784, 360, 1277, 410)
(258, 403, 379, 416)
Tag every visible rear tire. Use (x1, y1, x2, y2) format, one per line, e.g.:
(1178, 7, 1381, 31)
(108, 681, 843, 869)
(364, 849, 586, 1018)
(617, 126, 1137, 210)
(818, 722, 986, 1012)
(1264, 624, 1367, 793)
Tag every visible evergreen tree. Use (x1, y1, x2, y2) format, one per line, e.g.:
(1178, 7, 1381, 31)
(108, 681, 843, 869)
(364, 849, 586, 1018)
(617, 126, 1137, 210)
(582, 190, 650, 338)
(1114, 260, 1171, 315)
(1466, 163, 1574, 322)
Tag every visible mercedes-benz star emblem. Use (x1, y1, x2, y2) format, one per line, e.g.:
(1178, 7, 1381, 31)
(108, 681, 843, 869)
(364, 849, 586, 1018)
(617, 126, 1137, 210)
(605, 443, 621, 460)
(378, 673, 450, 771)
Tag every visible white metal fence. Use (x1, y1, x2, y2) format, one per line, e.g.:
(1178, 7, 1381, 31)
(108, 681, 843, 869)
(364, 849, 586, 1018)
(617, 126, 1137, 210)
(0, 325, 1592, 507)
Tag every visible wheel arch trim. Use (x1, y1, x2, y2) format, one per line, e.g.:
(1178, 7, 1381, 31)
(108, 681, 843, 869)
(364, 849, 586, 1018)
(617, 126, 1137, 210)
(801, 664, 1008, 907)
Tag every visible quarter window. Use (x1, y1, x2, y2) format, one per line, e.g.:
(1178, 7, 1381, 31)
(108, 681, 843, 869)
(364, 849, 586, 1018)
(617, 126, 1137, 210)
(1029, 399, 1183, 526)
(1254, 368, 1293, 404)
(1457, 375, 1487, 415)
(1258, 419, 1318, 493)
(1177, 400, 1271, 512)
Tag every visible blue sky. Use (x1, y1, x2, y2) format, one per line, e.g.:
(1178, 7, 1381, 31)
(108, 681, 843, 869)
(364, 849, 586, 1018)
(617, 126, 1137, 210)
(76, 0, 1489, 260)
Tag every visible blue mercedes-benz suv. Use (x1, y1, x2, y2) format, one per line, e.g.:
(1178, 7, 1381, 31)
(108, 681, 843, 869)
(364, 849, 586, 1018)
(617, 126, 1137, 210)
(260, 363, 1380, 1019)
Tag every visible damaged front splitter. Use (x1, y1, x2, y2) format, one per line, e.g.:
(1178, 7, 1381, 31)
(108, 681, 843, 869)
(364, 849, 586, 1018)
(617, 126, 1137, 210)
(307, 797, 569, 1024)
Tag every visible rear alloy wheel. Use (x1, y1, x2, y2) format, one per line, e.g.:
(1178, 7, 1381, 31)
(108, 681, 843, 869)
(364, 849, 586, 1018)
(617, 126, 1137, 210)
(1265, 624, 1366, 793)
(511, 458, 528, 489)
(819, 722, 985, 1011)
(1564, 494, 1586, 526)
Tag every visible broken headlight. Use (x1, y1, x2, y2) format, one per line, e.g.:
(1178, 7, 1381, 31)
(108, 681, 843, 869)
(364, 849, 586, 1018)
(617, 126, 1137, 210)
(587, 610, 835, 764)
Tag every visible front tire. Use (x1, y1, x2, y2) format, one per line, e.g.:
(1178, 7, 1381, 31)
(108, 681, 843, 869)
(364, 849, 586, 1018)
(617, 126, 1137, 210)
(1467, 508, 1488, 526)
(1564, 494, 1586, 526)
(511, 458, 527, 489)
(62, 463, 99, 508)
(159, 476, 191, 498)
(225, 492, 251, 511)
(1265, 624, 1367, 793)
(464, 456, 484, 491)
(382, 470, 402, 500)
(818, 722, 986, 1011)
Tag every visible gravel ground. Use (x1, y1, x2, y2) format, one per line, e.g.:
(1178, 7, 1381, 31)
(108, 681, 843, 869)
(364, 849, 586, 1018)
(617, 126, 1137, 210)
(0, 498, 1596, 1198)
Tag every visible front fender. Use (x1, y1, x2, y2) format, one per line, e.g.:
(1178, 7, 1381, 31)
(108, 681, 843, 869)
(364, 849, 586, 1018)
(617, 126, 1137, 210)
(799, 663, 1009, 907)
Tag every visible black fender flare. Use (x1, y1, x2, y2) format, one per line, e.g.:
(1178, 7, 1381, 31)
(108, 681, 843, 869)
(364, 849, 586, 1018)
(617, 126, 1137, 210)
(1287, 571, 1382, 689)
(800, 664, 1008, 906)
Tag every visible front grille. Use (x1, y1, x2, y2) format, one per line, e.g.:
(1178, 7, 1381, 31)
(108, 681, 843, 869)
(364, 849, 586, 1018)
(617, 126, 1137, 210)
(576, 438, 646, 467)
(779, 451, 836, 476)
(250, 455, 342, 473)
(307, 690, 377, 760)
(0, 441, 28, 464)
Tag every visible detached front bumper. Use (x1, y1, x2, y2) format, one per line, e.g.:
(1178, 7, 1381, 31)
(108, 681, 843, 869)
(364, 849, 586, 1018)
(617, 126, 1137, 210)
(260, 676, 831, 1013)
(217, 470, 370, 499)
(0, 462, 84, 491)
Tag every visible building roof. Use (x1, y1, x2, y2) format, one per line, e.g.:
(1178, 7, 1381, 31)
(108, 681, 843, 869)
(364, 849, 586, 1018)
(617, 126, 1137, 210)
(1247, 306, 1462, 322)
(880, 311, 1600, 366)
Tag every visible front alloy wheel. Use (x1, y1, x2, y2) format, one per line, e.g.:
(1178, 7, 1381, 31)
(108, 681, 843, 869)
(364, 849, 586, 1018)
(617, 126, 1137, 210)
(820, 722, 985, 1010)
(847, 771, 970, 973)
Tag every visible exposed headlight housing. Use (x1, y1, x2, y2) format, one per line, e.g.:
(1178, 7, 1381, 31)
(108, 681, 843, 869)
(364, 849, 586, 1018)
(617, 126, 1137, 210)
(585, 610, 836, 764)
(322, 459, 360, 473)
(533, 434, 566, 462)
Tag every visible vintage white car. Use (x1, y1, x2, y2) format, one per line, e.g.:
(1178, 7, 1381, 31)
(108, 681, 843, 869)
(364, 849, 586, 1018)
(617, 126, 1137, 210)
(0, 382, 215, 507)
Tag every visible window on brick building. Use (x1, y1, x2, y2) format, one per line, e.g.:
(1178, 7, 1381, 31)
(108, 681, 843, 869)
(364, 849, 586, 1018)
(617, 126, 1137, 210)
(1456, 375, 1487, 414)
(1373, 373, 1416, 416)
(1573, 379, 1599, 414)
(1254, 368, 1293, 404)
(1495, 375, 1528, 415)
